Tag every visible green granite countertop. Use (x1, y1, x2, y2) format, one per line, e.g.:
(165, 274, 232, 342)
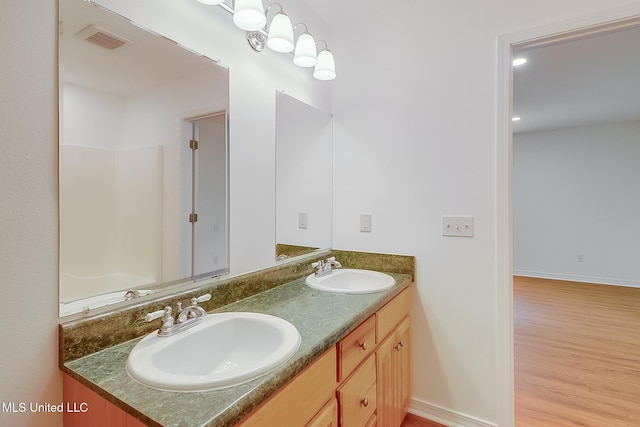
(63, 273, 411, 427)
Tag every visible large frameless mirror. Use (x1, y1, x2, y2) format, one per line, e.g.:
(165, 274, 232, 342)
(275, 92, 332, 260)
(59, 0, 229, 316)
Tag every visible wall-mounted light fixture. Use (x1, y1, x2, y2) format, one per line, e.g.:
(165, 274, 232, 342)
(233, 0, 267, 31)
(293, 23, 317, 67)
(195, 0, 335, 80)
(313, 41, 335, 81)
(266, 4, 294, 53)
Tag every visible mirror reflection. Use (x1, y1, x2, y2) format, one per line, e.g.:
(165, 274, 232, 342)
(275, 92, 332, 260)
(59, 0, 229, 316)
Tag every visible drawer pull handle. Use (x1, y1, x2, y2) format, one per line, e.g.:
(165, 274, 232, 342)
(361, 397, 369, 407)
(395, 341, 404, 351)
(359, 341, 367, 351)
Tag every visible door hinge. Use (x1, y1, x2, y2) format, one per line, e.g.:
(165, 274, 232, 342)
(189, 213, 198, 223)
(189, 139, 199, 150)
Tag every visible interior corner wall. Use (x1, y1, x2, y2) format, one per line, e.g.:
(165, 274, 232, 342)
(330, 1, 640, 425)
(514, 120, 640, 287)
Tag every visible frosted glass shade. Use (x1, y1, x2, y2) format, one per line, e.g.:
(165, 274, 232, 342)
(313, 50, 336, 80)
(293, 33, 317, 67)
(233, 0, 266, 31)
(196, 0, 225, 5)
(267, 13, 294, 53)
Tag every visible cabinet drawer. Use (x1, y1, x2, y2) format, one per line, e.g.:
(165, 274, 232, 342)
(337, 354, 376, 427)
(337, 315, 376, 381)
(377, 287, 410, 343)
(238, 347, 336, 427)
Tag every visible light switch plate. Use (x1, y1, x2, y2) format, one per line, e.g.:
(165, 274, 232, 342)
(442, 216, 474, 237)
(298, 212, 308, 229)
(360, 213, 372, 232)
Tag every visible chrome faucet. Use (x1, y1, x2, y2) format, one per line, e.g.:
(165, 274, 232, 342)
(124, 290, 141, 300)
(145, 293, 211, 336)
(311, 257, 342, 277)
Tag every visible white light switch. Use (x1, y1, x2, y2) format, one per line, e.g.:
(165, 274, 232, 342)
(360, 213, 372, 232)
(442, 216, 474, 237)
(298, 212, 308, 229)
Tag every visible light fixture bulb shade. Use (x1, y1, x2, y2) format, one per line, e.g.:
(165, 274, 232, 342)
(313, 50, 336, 80)
(293, 33, 317, 67)
(233, 0, 267, 31)
(267, 13, 294, 53)
(196, 0, 225, 5)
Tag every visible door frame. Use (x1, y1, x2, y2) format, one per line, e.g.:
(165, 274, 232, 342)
(495, 5, 640, 426)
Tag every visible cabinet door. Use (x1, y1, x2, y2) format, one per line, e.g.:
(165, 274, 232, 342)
(375, 331, 397, 427)
(306, 398, 338, 427)
(396, 317, 411, 418)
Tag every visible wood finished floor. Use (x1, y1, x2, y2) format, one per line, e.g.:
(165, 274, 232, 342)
(401, 413, 446, 427)
(514, 276, 640, 427)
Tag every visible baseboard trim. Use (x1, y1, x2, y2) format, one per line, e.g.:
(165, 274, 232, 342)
(408, 398, 497, 427)
(514, 270, 640, 289)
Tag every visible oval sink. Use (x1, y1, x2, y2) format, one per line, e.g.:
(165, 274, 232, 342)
(305, 269, 395, 294)
(126, 312, 301, 392)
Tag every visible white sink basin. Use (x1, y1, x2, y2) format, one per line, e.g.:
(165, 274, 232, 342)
(305, 269, 395, 294)
(126, 312, 301, 392)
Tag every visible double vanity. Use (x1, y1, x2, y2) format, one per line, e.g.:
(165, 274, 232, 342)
(60, 250, 414, 426)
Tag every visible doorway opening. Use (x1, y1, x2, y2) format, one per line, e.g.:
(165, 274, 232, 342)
(497, 8, 640, 427)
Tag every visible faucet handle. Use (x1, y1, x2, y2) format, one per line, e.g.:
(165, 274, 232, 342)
(311, 260, 325, 269)
(146, 306, 171, 322)
(190, 293, 211, 306)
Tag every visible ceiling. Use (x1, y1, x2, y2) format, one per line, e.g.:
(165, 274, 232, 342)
(300, 0, 640, 134)
(62, 0, 225, 97)
(298, 0, 402, 28)
(513, 25, 640, 133)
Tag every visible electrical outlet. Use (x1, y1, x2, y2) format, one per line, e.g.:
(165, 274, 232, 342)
(442, 216, 474, 237)
(360, 213, 372, 232)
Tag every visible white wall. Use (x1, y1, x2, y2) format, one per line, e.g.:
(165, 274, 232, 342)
(514, 120, 640, 287)
(0, 1, 61, 425)
(330, 1, 640, 426)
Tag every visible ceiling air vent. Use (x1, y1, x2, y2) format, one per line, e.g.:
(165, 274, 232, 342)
(75, 24, 132, 51)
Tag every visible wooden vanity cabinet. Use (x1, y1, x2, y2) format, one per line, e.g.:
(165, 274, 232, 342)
(375, 289, 411, 427)
(336, 287, 411, 427)
(238, 347, 337, 427)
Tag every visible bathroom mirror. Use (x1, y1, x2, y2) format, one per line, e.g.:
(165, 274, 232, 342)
(275, 92, 332, 260)
(59, 0, 229, 316)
